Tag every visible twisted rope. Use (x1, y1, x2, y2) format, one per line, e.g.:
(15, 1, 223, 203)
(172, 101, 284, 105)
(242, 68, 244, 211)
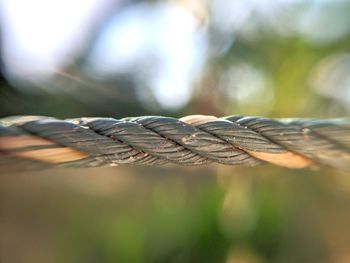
(0, 115, 349, 171)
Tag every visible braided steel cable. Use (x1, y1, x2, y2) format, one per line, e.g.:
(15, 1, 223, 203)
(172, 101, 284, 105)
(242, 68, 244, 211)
(0, 115, 349, 171)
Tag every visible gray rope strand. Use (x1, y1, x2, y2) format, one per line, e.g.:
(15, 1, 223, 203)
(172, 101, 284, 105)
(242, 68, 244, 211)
(0, 115, 349, 171)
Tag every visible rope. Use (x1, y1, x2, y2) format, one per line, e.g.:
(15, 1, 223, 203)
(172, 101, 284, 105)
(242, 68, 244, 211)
(0, 115, 349, 171)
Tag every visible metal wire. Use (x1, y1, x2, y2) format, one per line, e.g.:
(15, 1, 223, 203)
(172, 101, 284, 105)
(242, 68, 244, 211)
(0, 115, 349, 171)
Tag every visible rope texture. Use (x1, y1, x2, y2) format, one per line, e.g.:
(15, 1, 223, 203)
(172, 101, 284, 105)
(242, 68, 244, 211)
(0, 115, 349, 171)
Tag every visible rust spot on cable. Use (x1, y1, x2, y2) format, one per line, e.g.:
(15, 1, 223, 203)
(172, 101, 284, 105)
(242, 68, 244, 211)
(14, 148, 88, 163)
(0, 135, 88, 163)
(180, 115, 218, 126)
(246, 151, 311, 168)
(181, 115, 312, 168)
(0, 135, 55, 149)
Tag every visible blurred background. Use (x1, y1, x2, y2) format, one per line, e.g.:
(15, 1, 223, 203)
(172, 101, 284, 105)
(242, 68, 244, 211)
(1, 0, 350, 262)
